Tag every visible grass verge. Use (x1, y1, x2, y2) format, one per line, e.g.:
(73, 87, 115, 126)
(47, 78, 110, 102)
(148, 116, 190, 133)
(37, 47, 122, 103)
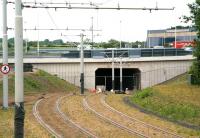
(0, 70, 78, 137)
(131, 74, 200, 130)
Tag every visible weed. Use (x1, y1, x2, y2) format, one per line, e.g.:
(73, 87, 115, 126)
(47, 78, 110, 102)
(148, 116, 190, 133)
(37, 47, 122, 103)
(134, 88, 153, 99)
(131, 74, 200, 126)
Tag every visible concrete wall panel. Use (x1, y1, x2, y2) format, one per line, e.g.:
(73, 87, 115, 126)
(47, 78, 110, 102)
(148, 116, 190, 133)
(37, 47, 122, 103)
(32, 58, 192, 90)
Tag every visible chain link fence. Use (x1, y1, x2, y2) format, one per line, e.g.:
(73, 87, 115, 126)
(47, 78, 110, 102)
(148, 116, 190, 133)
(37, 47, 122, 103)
(31, 65, 190, 91)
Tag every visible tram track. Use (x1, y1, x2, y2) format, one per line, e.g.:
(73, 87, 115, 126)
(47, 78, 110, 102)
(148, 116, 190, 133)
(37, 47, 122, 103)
(56, 95, 98, 138)
(101, 94, 184, 138)
(59, 94, 135, 138)
(33, 98, 62, 138)
(84, 94, 184, 138)
(32, 93, 86, 138)
(83, 95, 148, 138)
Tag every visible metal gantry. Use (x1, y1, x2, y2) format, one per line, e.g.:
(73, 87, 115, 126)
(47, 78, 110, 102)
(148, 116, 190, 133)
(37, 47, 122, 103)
(7, 1, 175, 12)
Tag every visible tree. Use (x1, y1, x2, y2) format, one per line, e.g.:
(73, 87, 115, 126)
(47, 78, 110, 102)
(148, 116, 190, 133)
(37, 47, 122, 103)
(8, 38, 14, 47)
(52, 39, 64, 45)
(185, 0, 200, 84)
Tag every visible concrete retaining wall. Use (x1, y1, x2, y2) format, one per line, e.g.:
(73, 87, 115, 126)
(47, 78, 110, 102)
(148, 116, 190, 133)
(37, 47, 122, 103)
(32, 56, 193, 90)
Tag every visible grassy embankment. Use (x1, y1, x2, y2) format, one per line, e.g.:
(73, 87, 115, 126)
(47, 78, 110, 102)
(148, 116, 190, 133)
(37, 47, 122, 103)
(0, 70, 78, 137)
(131, 74, 200, 130)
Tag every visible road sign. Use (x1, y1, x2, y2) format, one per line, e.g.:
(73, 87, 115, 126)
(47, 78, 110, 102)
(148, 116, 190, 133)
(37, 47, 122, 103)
(0, 64, 11, 74)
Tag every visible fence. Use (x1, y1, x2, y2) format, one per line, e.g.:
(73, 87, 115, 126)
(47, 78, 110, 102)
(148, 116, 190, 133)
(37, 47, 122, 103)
(30, 65, 191, 91)
(0, 48, 192, 58)
(0, 64, 191, 94)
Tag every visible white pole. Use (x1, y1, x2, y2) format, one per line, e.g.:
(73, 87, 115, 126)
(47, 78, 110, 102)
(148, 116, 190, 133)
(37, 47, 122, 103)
(37, 36, 40, 56)
(190, 26, 192, 41)
(120, 57, 123, 91)
(164, 32, 165, 46)
(25, 39, 28, 53)
(91, 16, 94, 49)
(80, 33, 84, 94)
(120, 20, 122, 48)
(2, 0, 8, 109)
(148, 31, 151, 48)
(15, 0, 24, 137)
(37, 12, 40, 56)
(175, 26, 177, 48)
(112, 50, 115, 90)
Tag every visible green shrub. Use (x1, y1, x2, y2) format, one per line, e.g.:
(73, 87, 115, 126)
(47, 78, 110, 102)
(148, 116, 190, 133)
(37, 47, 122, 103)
(134, 88, 153, 99)
(132, 87, 200, 125)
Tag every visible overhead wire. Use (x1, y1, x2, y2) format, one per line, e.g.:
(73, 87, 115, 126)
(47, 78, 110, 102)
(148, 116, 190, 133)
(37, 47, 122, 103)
(43, 4, 78, 45)
(7, 1, 175, 11)
(7, 0, 174, 45)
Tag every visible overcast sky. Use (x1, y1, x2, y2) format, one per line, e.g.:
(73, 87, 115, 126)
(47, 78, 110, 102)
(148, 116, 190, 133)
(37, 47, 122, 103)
(0, 0, 195, 42)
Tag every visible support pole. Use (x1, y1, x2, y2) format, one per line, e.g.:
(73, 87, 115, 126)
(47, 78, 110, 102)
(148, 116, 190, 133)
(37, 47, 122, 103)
(80, 33, 84, 94)
(175, 26, 177, 48)
(2, 0, 8, 109)
(37, 37, 40, 56)
(148, 31, 151, 48)
(91, 16, 94, 49)
(112, 50, 115, 90)
(37, 12, 40, 56)
(15, 0, 25, 137)
(120, 57, 123, 91)
(25, 39, 28, 53)
(120, 20, 122, 48)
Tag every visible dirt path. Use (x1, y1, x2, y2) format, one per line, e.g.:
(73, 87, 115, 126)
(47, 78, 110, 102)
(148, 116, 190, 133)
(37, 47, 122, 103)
(59, 94, 136, 138)
(86, 94, 183, 138)
(36, 93, 86, 138)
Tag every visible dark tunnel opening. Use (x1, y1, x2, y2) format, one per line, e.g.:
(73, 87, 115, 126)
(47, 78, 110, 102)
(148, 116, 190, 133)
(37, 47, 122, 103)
(95, 68, 140, 91)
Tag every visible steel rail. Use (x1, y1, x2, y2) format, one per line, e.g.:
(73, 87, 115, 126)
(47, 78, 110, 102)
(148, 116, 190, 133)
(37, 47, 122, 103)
(32, 98, 62, 138)
(56, 95, 99, 138)
(101, 95, 184, 138)
(83, 96, 149, 138)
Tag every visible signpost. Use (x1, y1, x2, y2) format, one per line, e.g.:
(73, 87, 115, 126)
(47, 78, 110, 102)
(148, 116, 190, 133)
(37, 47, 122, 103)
(2, 0, 8, 109)
(0, 64, 10, 74)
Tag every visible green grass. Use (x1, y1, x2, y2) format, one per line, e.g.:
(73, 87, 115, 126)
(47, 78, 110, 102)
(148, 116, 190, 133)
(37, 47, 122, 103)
(131, 74, 200, 127)
(0, 70, 78, 97)
(0, 70, 79, 137)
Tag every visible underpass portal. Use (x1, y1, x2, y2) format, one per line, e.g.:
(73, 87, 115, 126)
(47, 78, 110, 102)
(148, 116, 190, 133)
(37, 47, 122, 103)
(95, 68, 140, 91)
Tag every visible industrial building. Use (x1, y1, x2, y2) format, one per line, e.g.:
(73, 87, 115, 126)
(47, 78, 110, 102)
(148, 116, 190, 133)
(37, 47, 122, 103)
(146, 27, 197, 48)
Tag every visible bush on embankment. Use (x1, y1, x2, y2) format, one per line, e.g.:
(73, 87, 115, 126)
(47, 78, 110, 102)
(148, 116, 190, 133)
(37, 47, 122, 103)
(131, 74, 200, 128)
